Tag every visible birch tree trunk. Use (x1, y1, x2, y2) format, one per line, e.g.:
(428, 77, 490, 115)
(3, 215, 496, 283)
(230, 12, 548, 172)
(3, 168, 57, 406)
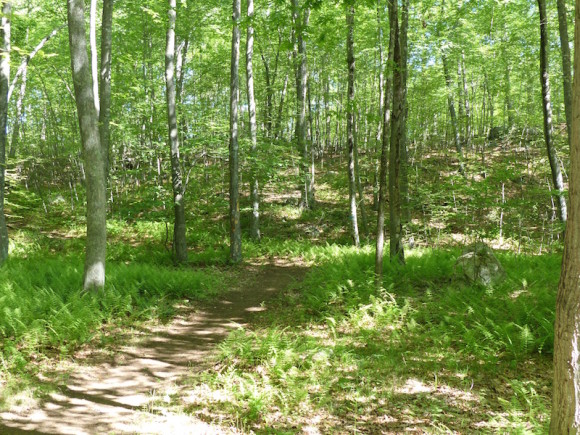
(538, 0, 567, 223)
(0, 1, 9, 266)
(165, 0, 188, 263)
(7, 25, 61, 157)
(229, 0, 242, 262)
(550, 4, 580, 430)
(67, 0, 107, 290)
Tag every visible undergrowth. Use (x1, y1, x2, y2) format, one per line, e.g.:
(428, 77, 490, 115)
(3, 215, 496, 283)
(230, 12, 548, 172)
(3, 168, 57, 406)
(184, 246, 556, 432)
(0, 254, 222, 383)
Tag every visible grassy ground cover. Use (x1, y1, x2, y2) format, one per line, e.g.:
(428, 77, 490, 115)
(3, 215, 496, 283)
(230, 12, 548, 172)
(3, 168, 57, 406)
(181, 247, 555, 433)
(0, 131, 564, 431)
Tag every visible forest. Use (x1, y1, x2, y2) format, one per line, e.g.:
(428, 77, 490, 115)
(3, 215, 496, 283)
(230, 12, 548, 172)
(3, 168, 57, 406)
(1, 0, 580, 432)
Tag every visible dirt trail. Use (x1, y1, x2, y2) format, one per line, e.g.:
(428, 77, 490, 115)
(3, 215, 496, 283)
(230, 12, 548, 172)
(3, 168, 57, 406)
(0, 260, 307, 434)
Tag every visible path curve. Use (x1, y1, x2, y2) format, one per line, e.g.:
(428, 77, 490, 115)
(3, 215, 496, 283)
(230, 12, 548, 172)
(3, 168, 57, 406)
(1, 260, 307, 434)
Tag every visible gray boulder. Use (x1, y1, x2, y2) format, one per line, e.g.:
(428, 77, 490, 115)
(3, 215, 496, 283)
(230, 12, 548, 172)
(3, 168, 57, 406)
(455, 243, 506, 286)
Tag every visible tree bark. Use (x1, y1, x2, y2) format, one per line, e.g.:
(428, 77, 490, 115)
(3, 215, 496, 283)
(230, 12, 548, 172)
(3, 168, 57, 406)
(292, 0, 313, 209)
(442, 54, 465, 175)
(99, 0, 113, 180)
(89, 0, 99, 113)
(461, 51, 470, 147)
(550, 4, 580, 431)
(354, 114, 368, 235)
(556, 0, 572, 143)
(373, 0, 384, 210)
(400, 0, 410, 223)
(229, 0, 242, 262)
(389, 0, 404, 263)
(0, 1, 9, 266)
(538, 0, 567, 223)
(346, 3, 359, 247)
(246, 0, 260, 241)
(274, 69, 288, 140)
(375, 0, 396, 284)
(504, 57, 513, 129)
(67, 0, 107, 290)
(165, 0, 188, 263)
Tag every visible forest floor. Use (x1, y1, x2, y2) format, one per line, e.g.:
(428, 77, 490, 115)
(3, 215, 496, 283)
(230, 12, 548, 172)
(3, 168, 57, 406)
(0, 259, 308, 434)
(0, 134, 562, 433)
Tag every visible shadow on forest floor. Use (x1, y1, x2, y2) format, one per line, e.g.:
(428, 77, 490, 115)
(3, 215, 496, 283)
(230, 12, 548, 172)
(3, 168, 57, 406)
(0, 259, 308, 435)
(180, 247, 554, 433)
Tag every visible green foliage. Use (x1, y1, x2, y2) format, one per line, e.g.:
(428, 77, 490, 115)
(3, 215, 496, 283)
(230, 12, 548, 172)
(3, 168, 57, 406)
(0, 255, 222, 374)
(185, 247, 554, 432)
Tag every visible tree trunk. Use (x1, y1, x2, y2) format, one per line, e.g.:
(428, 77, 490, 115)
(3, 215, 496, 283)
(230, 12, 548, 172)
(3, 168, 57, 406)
(229, 0, 242, 262)
(375, 0, 396, 284)
(89, 0, 99, 113)
(99, 0, 113, 180)
(8, 25, 63, 103)
(0, 1, 9, 266)
(442, 54, 465, 175)
(165, 0, 188, 263)
(461, 51, 470, 147)
(292, 0, 313, 209)
(274, 69, 288, 140)
(346, 3, 359, 247)
(504, 58, 513, 129)
(550, 3, 580, 430)
(67, 0, 107, 291)
(538, 0, 567, 223)
(389, 0, 404, 263)
(354, 114, 368, 235)
(399, 0, 410, 224)
(556, 0, 572, 143)
(7, 23, 64, 158)
(9, 49, 24, 159)
(246, 0, 260, 241)
(373, 0, 384, 209)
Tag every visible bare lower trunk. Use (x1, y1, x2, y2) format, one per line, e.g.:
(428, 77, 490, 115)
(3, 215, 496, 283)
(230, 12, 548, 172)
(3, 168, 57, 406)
(68, 0, 107, 290)
(346, 4, 359, 247)
(354, 115, 368, 235)
(165, 0, 188, 263)
(389, 1, 404, 263)
(550, 5, 580, 430)
(375, 0, 395, 284)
